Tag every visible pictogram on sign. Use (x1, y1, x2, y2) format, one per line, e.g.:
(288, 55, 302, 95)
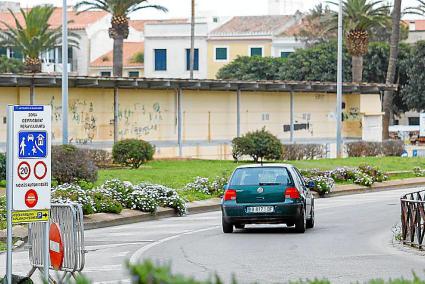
(49, 223, 64, 270)
(17, 161, 31, 180)
(25, 189, 38, 208)
(18, 131, 48, 159)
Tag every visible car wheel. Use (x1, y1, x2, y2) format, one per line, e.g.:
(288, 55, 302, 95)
(306, 204, 315, 229)
(222, 217, 234, 233)
(235, 224, 245, 229)
(295, 208, 306, 233)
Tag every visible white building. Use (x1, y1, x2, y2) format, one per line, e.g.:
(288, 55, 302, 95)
(268, 0, 305, 15)
(144, 22, 209, 79)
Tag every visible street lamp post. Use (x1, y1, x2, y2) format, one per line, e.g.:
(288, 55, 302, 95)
(189, 0, 195, 79)
(62, 0, 69, 145)
(336, 0, 343, 158)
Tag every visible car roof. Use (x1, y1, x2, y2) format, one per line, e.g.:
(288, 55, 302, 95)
(235, 163, 294, 169)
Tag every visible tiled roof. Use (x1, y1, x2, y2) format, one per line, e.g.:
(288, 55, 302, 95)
(0, 7, 107, 30)
(129, 19, 188, 32)
(407, 20, 425, 31)
(90, 42, 144, 68)
(210, 15, 295, 35)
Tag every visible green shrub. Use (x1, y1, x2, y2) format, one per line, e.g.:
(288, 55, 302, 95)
(231, 137, 251, 162)
(113, 139, 155, 169)
(231, 128, 282, 163)
(0, 153, 5, 181)
(90, 191, 123, 214)
(52, 145, 98, 184)
(80, 149, 113, 168)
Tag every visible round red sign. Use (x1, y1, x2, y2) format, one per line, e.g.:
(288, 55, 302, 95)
(34, 161, 47, 180)
(17, 161, 31, 181)
(49, 223, 64, 270)
(24, 189, 38, 208)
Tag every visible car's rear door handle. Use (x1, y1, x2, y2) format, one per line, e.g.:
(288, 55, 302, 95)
(256, 197, 264, 200)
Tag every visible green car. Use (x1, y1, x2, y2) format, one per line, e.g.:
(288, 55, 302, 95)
(221, 164, 315, 233)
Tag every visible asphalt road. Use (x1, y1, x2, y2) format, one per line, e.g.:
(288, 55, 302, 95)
(2, 188, 425, 284)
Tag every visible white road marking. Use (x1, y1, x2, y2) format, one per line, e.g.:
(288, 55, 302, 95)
(129, 226, 219, 264)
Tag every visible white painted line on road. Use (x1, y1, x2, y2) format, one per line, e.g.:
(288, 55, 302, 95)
(129, 226, 219, 265)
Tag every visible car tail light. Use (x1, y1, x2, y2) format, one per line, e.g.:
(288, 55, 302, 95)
(224, 189, 237, 201)
(285, 187, 300, 199)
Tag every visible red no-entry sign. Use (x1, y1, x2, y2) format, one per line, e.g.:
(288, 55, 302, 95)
(24, 189, 38, 208)
(49, 223, 64, 270)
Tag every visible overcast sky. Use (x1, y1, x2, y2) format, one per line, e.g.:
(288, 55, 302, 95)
(2, 0, 423, 19)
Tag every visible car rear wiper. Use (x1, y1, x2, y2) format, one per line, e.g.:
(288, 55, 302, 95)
(259, 182, 281, 186)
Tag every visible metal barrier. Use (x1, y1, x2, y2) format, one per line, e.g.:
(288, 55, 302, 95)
(401, 190, 425, 249)
(27, 203, 86, 281)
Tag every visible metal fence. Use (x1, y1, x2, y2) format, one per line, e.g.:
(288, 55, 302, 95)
(27, 203, 86, 281)
(401, 190, 425, 249)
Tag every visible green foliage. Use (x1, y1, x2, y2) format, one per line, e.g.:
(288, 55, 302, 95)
(231, 128, 282, 163)
(216, 56, 285, 80)
(0, 55, 24, 73)
(281, 41, 352, 82)
(112, 139, 155, 169)
(131, 52, 144, 63)
(127, 260, 225, 284)
(52, 145, 98, 184)
(0, 5, 79, 61)
(0, 153, 5, 181)
(75, 0, 168, 18)
(90, 191, 123, 214)
(401, 41, 425, 111)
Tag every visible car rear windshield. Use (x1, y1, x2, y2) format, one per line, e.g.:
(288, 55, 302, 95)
(229, 167, 294, 186)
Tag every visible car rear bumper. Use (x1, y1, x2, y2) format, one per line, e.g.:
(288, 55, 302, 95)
(221, 202, 303, 224)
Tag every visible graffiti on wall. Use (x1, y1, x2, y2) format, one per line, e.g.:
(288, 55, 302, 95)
(118, 102, 164, 138)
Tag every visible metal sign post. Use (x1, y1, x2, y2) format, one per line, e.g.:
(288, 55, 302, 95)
(6, 105, 52, 282)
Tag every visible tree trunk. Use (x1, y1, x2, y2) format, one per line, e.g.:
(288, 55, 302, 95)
(383, 0, 402, 140)
(30, 79, 34, 105)
(113, 36, 123, 77)
(351, 56, 363, 82)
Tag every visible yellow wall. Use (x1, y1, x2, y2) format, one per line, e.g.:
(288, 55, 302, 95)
(207, 40, 272, 79)
(0, 86, 373, 159)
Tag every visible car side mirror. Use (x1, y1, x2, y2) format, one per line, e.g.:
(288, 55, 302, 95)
(307, 181, 315, 189)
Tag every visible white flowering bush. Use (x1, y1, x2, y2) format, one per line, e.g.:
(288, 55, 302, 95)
(51, 179, 187, 216)
(137, 183, 187, 215)
(100, 179, 134, 207)
(353, 172, 374, 186)
(304, 175, 334, 196)
(183, 175, 228, 196)
(52, 183, 96, 215)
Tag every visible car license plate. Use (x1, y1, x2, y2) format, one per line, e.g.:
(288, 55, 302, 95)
(246, 206, 274, 213)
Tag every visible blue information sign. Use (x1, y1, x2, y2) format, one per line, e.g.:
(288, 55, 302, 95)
(18, 131, 48, 158)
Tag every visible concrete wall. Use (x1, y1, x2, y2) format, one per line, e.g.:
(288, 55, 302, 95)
(207, 40, 273, 79)
(0, 86, 373, 159)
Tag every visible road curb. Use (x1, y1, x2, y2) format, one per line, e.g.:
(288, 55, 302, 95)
(3, 178, 425, 239)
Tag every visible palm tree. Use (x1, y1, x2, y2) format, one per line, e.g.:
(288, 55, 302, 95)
(327, 0, 391, 82)
(75, 0, 167, 77)
(383, 0, 402, 139)
(0, 5, 79, 103)
(75, 0, 167, 143)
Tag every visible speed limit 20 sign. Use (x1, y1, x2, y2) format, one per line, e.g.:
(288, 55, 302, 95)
(10, 105, 51, 214)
